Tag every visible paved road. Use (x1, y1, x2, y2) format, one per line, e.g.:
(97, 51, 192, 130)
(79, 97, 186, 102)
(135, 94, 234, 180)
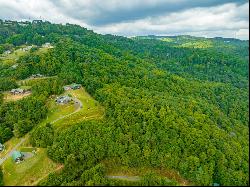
(0, 97, 83, 166)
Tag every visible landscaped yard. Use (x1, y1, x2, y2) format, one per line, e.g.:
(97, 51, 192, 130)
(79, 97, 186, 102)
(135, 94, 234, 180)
(2, 148, 61, 186)
(1, 86, 104, 186)
(53, 87, 105, 130)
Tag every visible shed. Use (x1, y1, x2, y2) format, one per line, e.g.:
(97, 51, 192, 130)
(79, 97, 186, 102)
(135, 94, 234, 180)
(12, 151, 24, 163)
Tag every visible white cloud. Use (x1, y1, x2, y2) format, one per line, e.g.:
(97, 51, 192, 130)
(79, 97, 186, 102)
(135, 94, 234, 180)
(0, 0, 248, 40)
(93, 2, 249, 40)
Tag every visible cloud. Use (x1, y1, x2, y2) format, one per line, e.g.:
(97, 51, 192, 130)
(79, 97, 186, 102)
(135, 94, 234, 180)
(50, 0, 247, 26)
(93, 2, 249, 39)
(0, 0, 248, 40)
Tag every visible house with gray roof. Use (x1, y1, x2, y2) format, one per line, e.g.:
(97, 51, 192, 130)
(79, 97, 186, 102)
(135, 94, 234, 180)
(10, 88, 25, 95)
(55, 96, 72, 104)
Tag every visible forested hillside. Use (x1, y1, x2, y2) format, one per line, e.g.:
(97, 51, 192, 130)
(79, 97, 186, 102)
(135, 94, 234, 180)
(0, 20, 249, 186)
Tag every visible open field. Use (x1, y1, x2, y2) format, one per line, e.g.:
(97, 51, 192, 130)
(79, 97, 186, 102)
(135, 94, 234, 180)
(1, 86, 104, 186)
(0, 44, 52, 66)
(3, 92, 31, 102)
(2, 148, 61, 186)
(0, 48, 29, 65)
(53, 87, 105, 130)
(102, 159, 191, 186)
(0, 138, 19, 159)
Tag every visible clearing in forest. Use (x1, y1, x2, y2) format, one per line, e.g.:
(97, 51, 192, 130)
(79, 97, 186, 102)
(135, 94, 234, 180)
(2, 148, 61, 186)
(1, 86, 104, 186)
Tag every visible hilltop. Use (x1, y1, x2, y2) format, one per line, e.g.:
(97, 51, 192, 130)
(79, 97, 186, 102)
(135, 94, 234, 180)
(0, 20, 249, 186)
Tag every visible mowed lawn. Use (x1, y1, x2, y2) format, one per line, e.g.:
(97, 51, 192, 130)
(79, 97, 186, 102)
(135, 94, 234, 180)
(53, 87, 105, 130)
(2, 148, 61, 186)
(0, 138, 19, 158)
(0, 48, 28, 65)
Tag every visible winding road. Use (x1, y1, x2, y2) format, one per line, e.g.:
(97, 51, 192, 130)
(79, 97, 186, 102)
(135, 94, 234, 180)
(0, 97, 83, 166)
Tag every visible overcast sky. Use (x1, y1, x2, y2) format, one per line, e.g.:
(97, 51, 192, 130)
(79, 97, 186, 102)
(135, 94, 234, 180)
(0, 0, 249, 40)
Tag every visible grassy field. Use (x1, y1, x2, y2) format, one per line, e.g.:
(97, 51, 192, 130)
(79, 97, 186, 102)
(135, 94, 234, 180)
(53, 87, 105, 130)
(1, 87, 104, 186)
(0, 138, 19, 158)
(0, 44, 52, 66)
(2, 148, 61, 186)
(3, 92, 31, 102)
(102, 159, 191, 186)
(0, 48, 28, 65)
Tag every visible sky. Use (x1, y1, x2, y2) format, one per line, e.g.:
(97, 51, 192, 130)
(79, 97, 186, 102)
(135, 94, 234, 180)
(0, 0, 249, 40)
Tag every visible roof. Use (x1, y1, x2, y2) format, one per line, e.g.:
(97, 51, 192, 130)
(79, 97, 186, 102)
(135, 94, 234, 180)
(12, 151, 23, 160)
(11, 88, 24, 93)
(70, 83, 81, 88)
(56, 96, 71, 102)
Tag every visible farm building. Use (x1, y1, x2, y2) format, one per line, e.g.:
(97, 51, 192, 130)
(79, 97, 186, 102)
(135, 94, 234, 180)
(12, 151, 24, 163)
(55, 96, 72, 104)
(10, 88, 25, 95)
(0, 143, 4, 152)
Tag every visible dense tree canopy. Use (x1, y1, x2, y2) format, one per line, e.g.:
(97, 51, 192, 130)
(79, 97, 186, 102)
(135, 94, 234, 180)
(0, 20, 248, 186)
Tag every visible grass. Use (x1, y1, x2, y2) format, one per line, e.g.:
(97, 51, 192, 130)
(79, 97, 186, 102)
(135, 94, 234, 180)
(161, 38, 174, 42)
(0, 138, 19, 158)
(53, 87, 105, 130)
(102, 159, 191, 186)
(2, 148, 61, 186)
(178, 40, 213, 49)
(19, 147, 37, 152)
(40, 97, 76, 125)
(0, 44, 52, 66)
(0, 48, 28, 65)
(1, 87, 104, 186)
(3, 92, 31, 102)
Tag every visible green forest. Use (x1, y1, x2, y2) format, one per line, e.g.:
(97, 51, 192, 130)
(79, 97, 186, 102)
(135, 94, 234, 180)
(0, 20, 249, 186)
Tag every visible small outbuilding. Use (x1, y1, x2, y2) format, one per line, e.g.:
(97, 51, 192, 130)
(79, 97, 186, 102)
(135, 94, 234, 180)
(12, 151, 24, 163)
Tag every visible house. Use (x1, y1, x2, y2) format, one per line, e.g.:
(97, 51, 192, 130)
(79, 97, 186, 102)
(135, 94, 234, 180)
(55, 96, 72, 104)
(10, 88, 25, 95)
(31, 74, 43, 78)
(71, 83, 81, 90)
(22, 46, 33, 51)
(32, 20, 43, 24)
(63, 83, 81, 91)
(12, 151, 24, 163)
(0, 143, 4, 152)
(11, 64, 19, 69)
(4, 50, 11, 55)
(42, 43, 53, 48)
